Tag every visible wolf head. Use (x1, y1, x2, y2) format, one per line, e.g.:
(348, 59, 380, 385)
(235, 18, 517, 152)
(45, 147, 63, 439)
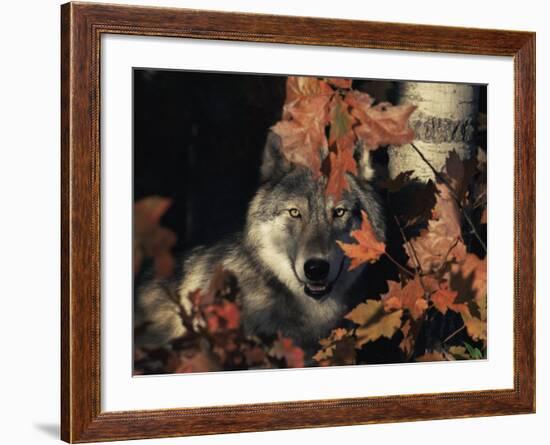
(245, 132, 385, 305)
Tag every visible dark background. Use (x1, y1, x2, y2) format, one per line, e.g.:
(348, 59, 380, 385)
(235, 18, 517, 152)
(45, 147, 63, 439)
(134, 69, 286, 252)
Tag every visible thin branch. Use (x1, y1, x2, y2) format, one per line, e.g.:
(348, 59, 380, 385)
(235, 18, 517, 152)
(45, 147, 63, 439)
(383, 251, 416, 279)
(410, 143, 487, 253)
(443, 324, 466, 344)
(391, 213, 430, 297)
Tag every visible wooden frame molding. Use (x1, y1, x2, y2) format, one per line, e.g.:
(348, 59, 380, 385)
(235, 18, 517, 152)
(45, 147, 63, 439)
(61, 2, 535, 442)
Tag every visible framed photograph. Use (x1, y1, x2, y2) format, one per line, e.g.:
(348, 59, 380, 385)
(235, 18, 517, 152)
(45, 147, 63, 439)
(61, 2, 535, 442)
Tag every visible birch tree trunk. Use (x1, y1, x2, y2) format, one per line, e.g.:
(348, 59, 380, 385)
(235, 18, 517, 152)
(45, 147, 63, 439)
(388, 82, 479, 180)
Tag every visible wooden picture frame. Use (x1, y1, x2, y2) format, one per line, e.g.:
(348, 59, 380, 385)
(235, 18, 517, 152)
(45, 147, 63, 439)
(61, 2, 535, 442)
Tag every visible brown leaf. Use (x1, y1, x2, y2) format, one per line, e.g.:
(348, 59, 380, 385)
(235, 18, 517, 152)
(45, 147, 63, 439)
(337, 210, 386, 270)
(313, 328, 356, 366)
(378, 170, 414, 193)
(345, 300, 403, 348)
(382, 277, 428, 321)
(444, 150, 478, 203)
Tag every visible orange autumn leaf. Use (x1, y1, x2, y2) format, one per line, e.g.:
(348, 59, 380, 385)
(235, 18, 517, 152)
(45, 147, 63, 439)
(325, 147, 358, 202)
(337, 210, 386, 270)
(408, 183, 467, 273)
(325, 95, 359, 201)
(325, 77, 353, 89)
(450, 253, 487, 341)
(272, 77, 334, 177)
(431, 282, 462, 315)
(382, 277, 428, 321)
(345, 91, 416, 150)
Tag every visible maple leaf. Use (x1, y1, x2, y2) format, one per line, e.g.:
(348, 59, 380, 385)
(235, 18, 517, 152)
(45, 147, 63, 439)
(389, 177, 438, 228)
(444, 150, 478, 204)
(133, 196, 177, 278)
(325, 77, 353, 89)
(285, 76, 334, 103)
(450, 253, 487, 341)
(272, 77, 334, 177)
(345, 91, 416, 150)
(407, 183, 466, 273)
(378, 170, 414, 193)
(398, 319, 416, 357)
(271, 334, 305, 368)
(324, 95, 360, 201)
(431, 281, 463, 315)
(382, 277, 428, 321)
(325, 147, 358, 202)
(345, 300, 403, 348)
(337, 210, 386, 270)
(313, 328, 356, 366)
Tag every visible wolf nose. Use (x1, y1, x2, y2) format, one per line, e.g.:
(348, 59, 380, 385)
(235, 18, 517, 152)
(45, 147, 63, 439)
(304, 259, 330, 282)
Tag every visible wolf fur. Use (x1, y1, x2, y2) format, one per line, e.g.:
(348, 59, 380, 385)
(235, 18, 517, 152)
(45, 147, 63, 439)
(135, 132, 385, 355)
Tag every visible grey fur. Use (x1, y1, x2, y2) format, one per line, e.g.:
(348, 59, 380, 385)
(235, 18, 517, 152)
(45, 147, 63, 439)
(135, 132, 385, 356)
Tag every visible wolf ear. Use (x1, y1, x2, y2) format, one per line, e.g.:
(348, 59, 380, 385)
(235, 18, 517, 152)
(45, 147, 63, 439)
(260, 131, 291, 182)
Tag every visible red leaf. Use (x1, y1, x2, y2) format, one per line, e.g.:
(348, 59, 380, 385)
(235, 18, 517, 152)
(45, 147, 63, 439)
(271, 334, 305, 368)
(133, 196, 177, 278)
(337, 210, 385, 270)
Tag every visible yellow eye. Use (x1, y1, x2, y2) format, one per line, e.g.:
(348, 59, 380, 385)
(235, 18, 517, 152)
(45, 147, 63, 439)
(334, 208, 347, 218)
(288, 208, 301, 218)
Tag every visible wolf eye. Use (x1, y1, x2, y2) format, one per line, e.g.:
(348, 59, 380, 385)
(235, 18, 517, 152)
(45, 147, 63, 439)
(333, 208, 348, 218)
(288, 208, 301, 218)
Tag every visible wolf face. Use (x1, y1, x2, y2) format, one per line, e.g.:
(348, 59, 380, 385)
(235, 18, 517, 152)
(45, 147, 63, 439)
(244, 132, 385, 308)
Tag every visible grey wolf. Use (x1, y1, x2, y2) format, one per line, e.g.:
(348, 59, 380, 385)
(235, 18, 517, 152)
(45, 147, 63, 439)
(135, 132, 385, 356)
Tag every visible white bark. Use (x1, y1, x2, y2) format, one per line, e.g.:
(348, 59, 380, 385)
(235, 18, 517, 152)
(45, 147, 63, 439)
(388, 82, 479, 181)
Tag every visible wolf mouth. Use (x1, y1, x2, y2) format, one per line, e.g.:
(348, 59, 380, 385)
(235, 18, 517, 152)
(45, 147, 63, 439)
(302, 257, 346, 300)
(304, 282, 333, 299)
